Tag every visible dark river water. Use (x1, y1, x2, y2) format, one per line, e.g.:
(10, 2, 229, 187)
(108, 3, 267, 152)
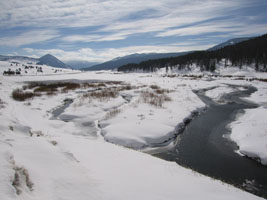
(154, 86, 267, 199)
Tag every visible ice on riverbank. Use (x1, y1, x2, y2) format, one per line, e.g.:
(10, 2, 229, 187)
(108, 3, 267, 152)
(230, 107, 267, 165)
(230, 79, 267, 165)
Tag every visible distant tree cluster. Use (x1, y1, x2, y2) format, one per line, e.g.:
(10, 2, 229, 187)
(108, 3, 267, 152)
(118, 33, 267, 72)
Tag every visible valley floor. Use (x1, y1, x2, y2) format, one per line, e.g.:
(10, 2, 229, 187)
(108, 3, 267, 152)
(0, 64, 267, 199)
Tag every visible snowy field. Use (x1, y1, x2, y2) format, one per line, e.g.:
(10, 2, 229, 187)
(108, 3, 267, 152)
(0, 60, 267, 199)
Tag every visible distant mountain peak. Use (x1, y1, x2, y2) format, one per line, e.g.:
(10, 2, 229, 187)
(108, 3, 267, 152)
(85, 52, 189, 71)
(37, 54, 69, 69)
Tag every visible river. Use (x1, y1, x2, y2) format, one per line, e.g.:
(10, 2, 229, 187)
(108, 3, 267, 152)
(154, 86, 267, 198)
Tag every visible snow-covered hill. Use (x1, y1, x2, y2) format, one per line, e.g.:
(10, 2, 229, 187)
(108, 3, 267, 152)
(0, 60, 77, 76)
(0, 54, 69, 69)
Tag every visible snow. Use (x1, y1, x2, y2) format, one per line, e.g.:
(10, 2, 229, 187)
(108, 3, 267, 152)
(205, 85, 235, 102)
(0, 60, 77, 76)
(100, 87, 204, 149)
(230, 107, 267, 165)
(229, 78, 267, 165)
(0, 60, 265, 199)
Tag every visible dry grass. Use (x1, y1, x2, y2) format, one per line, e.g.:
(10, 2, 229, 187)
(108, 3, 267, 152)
(12, 171, 21, 195)
(12, 166, 34, 195)
(82, 82, 106, 88)
(140, 90, 172, 107)
(82, 83, 135, 101)
(117, 84, 134, 91)
(154, 88, 171, 94)
(150, 85, 160, 90)
(14, 82, 82, 101)
(50, 140, 58, 146)
(31, 82, 80, 93)
(82, 81, 122, 88)
(82, 88, 119, 101)
(0, 98, 5, 109)
(14, 81, 134, 102)
(12, 89, 36, 101)
(104, 108, 121, 119)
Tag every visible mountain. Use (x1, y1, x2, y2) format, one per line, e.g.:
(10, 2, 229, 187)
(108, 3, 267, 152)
(118, 33, 267, 72)
(65, 60, 99, 69)
(208, 37, 252, 51)
(37, 54, 69, 69)
(85, 52, 189, 71)
(0, 55, 38, 62)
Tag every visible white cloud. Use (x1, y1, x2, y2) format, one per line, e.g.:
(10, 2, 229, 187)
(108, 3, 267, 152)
(156, 21, 267, 37)
(1, 0, 266, 57)
(0, 0, 261, 38)
(61, 32, 128, 43)
(0, 30, 59, 47)
(23, 42, 214, 63)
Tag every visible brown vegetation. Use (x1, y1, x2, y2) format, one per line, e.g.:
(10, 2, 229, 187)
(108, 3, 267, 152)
(12, 89, 35, 101)
(0, 98, 5, 109)
(83, 89, 119, 101)
(140, 90, 171, 107)
(104, 108, 121, 119)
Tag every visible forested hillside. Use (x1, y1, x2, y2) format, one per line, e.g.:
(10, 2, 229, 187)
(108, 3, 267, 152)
(118, 34, 267, 72)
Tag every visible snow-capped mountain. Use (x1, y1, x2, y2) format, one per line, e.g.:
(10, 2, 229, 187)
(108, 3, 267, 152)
(208, 37, 252, 51)
(37, 54, 69, 69)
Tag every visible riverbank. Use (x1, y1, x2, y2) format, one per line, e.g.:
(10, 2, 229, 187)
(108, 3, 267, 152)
(155, 85, 267, 198)
(0, 65, 266, 199)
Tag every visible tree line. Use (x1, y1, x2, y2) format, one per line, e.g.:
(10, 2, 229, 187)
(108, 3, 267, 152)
(118, 33, 267, 72)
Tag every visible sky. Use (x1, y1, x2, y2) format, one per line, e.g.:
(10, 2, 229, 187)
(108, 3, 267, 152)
(0, 0, 267, 63)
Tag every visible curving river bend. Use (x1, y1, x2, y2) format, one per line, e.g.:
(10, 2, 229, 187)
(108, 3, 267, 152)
(154, 86, 267, 198)
(48, 80, 267, 198)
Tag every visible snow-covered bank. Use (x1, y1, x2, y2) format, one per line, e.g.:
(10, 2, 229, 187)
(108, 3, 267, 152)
(99, 85, 205, 149)
(230, 107, 267, 165)
(205, 85, 235, 103)
(228, 77, 267, 165)
(0, 60, 266, 199)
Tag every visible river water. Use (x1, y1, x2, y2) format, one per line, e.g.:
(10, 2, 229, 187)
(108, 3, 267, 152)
(154, 86, 267, 198)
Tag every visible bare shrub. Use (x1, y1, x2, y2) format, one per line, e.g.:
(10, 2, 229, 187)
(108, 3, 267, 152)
(150, 85, 160, 90)
(12, 166, 33, 195)
(12, 89, 35, 101)
(82, 82, 106, 88)
(50, 140, 58, 146)
(61, 82, 80, 92)
(14, 82, 82, 101)
(33, 82, 80, 93)
(155, 89, 171, 94)
(96, 83, 106, 87)
(82, 81, 122, 89)
(105, 108, 121, 119)
(83, 88, 119, 101)
(12, 171, 21, 195)
(0, 98, 5, 109)
(117, 84, 134, 91)
(9, 126, 14, 131)
(140, 90, 171, 107)
(29, 130, 44, 137)
(106, 81, 123, 85)
(22, 168, 34, 190)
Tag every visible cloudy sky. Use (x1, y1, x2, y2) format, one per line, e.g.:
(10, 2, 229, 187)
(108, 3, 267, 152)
(0, 0, 267, 63)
